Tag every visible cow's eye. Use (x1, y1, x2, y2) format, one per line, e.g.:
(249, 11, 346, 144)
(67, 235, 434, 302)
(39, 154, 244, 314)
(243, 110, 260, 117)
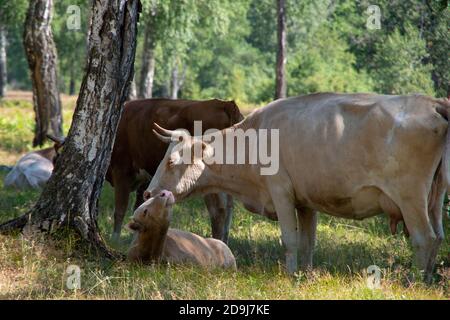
(143, 209, 148, 216)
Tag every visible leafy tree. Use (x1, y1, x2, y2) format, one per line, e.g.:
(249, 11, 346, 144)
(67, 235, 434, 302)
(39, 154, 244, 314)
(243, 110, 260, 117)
(288, 28, 373, 94)
(0, 0, 28, 94)
(53, 0, 89, 95)
(372, 26, 435, 95)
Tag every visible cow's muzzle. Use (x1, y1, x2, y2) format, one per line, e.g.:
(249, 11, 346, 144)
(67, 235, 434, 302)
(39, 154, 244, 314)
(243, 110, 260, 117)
(143, 189, 174, 205)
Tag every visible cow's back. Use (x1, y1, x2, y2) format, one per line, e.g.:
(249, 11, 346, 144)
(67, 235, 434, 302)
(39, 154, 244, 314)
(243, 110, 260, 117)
(108, 98, 243, 183)
(163, 229, 237, 269)
(253, 93, 447, 217)
(112, 100, 185, 176)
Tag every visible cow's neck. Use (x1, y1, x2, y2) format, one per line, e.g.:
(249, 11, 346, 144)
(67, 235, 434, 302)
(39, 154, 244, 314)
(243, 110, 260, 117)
(199, 123, 266, 204)
(134, 220, 170, 263)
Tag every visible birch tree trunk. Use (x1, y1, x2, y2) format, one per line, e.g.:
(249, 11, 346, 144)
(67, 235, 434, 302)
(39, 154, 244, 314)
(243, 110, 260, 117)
(23, 0, 63, 146)
(138, 24, 156, 98)
(275, 0, 287, 99)
(170, 63, 179, 99)
(170, 61, 186, 99)
(0, 26, 6, 98)
(0, 0, 141, 258)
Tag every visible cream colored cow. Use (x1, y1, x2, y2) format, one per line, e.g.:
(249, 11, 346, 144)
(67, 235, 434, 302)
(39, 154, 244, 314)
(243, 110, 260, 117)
(145, 93, 449, 282)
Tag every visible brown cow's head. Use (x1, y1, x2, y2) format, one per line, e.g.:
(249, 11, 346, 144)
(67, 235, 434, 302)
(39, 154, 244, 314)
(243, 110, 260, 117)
(144, 124, 214, 202)
(127, 190, 175, 232)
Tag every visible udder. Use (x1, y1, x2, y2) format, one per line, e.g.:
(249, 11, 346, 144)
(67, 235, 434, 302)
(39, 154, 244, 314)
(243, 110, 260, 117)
(379, 193, 409, 237)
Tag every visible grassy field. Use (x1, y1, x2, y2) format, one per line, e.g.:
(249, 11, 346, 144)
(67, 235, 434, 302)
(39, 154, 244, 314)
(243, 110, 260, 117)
(0, 92, 449, 299)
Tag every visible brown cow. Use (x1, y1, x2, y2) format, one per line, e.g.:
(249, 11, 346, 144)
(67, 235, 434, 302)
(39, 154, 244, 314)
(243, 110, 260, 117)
(106, 98, 243, 242)
(127, 190, 237, 270)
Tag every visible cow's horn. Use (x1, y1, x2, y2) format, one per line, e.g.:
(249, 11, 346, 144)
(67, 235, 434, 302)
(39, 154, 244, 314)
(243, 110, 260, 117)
(153, 123, 175, 137)
(46, 134, 65, 145)
(152, 129, 172, 143)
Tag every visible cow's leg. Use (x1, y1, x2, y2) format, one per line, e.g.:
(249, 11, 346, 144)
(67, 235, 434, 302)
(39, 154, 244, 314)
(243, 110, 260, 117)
(270, 191, 298, 274)
(204, 193, 227, 241)
(398, 199, 438, 283)
(111, 172, 132, 242)
(296, 208, 317, 269)
(134, 181, 148, 210)
(426, 175, 446, 281)
(222, 194, 234, 244)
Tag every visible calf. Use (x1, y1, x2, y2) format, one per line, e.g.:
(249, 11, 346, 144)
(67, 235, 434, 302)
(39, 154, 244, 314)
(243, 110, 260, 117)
(106, 98, 243, 243)
(127, 190, 237, 270)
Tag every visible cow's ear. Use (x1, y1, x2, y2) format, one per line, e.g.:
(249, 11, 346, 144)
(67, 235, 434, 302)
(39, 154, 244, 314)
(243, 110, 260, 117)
(166, 114, 180, 130)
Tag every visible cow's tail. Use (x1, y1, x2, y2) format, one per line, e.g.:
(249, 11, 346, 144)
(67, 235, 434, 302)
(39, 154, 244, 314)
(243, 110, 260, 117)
(435, 99, 450, 186)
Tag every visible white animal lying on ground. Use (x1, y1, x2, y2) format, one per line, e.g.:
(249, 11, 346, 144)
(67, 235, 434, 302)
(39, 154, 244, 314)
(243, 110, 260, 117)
(3, 136, 64, 190)
(4, 148, 55, 189)
(127, 190, 237, 270)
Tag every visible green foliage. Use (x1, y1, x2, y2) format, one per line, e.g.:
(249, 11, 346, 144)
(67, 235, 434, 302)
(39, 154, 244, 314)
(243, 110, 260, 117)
(372, 26, 435, 95)
(0, 98, 74, 155)
(52, 0, 89, 94)
(288, 28, 374, 94)
(0, 0, 27, 27)
(1, 0, 449, 101)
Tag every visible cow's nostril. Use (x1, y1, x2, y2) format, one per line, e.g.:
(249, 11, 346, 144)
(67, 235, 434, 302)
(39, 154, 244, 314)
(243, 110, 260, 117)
(160, 191, 167, 197)
(143, 191, 151, 201)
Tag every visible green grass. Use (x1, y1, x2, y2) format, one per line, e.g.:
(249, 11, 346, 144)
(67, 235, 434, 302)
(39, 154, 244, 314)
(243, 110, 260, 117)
(0, 94, 449, 299)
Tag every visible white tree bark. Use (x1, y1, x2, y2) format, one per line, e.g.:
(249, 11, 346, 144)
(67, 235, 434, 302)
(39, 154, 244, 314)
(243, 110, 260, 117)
(0, 26, 7, 97)
(23, 0, 63, 146)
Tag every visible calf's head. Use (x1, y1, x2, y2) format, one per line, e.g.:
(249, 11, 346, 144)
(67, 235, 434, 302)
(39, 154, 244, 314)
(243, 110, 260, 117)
(144, 124, 214, 202)
(127, 190, 175, 232)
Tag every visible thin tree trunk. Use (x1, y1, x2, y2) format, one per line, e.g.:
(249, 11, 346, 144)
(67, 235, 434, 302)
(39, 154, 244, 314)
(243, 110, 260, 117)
(162, 79, 170, 98)
(0, 26, 7, 98)
(0, 0, 141, 259)
(170, 61, 186, 99)
(275, 0, 287, 99)
(23, 0, 63, 146)
(170, 63, 179, 99)
(128, 76, 137, 100)
(69, 67, 76, 95)
(138, 25, 156, 99)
